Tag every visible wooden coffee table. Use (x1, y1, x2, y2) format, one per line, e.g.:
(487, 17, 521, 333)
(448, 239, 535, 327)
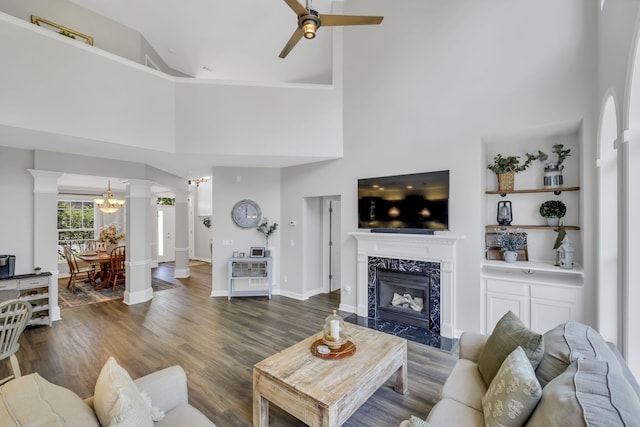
(253, 323, 407, 427)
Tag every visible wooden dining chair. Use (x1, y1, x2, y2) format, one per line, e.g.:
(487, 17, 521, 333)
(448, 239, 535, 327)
(0, 299, 32, 385)
(105, 246, 126, 292)
(63, 245, 95, 292)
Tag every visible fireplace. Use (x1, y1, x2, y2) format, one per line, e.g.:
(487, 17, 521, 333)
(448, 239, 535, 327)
(376, 269, 431, 330)
(349, 231, 464, 339)
(368, 257, 440, 334)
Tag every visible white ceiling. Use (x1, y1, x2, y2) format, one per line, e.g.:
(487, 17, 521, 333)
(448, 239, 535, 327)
(68, 0, 337, 84)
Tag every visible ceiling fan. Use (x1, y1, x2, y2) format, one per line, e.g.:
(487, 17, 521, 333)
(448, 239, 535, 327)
(279, 0, 383, 58)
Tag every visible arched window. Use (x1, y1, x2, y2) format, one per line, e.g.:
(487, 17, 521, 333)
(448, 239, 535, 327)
(597, 94, 619, 344)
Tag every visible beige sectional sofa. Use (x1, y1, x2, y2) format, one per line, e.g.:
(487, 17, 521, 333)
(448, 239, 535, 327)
(401, 314, 640, 427)
(0, 357, 215, 426)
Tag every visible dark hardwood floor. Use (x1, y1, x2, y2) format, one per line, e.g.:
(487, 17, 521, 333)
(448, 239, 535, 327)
(2, 262, 457, 426)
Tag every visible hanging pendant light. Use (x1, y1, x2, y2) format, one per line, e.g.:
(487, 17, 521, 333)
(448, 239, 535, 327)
(94, 180, 125, 214)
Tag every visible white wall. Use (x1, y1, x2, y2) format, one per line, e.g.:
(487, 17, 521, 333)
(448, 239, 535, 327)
(0, 147, 34, 275)
(174, 80, 343, 162)
(281, 0, 598, 334)
(210, 167, 281, 296)
(0, 12, 344, 168)
(0, 13, 176, 153)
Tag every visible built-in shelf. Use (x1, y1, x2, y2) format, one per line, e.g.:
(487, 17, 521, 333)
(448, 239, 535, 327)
(482, 260, 584, 277)
(485, 225, 581, 231)
(486, 186, 580, 197)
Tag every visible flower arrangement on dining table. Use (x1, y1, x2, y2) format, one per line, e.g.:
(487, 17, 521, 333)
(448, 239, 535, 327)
(98, 225, 125, 244)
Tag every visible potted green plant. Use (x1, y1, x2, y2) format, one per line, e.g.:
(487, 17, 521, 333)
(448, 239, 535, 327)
(539, 200, 567, 226)
(535, 144, 572, 188)
(487, 153, 540, 192)
(33, 266, 42, 275)
(496, 231, 527, 263)
(257, 218, 278, 251)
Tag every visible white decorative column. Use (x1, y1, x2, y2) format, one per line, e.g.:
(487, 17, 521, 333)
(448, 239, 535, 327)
(150, 197, 159, 268)
(349, 232, 465, 339)
(123, 179, 153, 305)
(28, 170, 63, 322)
(174, 189, 190, 278)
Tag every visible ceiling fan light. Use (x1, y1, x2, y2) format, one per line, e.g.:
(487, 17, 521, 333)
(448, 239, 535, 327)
(302, 20, 317, 39)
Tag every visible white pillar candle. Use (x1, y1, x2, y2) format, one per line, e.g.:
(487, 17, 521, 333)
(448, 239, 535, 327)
(330, 319, 340, 340)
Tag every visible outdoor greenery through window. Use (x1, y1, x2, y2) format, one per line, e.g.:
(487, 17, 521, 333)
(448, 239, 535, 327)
(57, 200, 95, 255)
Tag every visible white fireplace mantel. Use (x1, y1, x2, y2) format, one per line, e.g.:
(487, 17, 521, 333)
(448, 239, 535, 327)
(349, 231, 466, 338)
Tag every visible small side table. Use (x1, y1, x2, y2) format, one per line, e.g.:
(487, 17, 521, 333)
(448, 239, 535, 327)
(228, 257, 272, 300)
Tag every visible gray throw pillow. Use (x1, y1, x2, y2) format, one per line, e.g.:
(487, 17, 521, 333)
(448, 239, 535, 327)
(526, 359, 640, 427)
(478, 311, 544, 387)
(482, 346, 542, 427)
(536, 321, 623, 388)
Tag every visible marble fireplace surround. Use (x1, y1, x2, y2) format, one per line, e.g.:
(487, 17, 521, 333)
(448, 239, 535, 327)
(349, 232, 465, 339)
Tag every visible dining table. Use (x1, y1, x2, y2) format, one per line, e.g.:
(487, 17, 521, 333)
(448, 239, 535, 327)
(76, 251, 113, 290)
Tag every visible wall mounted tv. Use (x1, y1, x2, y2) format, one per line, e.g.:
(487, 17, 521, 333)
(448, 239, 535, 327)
(358, 170, 449, 233)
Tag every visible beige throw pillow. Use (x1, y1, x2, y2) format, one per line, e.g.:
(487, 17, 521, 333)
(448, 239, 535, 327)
(477, 311, 544, 387)
(93, 356, 164, 427)
(481, 346, 542, 427)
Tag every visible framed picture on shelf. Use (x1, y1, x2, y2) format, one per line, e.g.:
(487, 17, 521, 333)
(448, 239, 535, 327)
(250, 247, 265, 258)
(485, 232, 529, 261)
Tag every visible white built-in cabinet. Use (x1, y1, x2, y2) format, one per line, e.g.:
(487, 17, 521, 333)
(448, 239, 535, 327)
(481, 264, 583, 334)
(481, 121, 584, 334)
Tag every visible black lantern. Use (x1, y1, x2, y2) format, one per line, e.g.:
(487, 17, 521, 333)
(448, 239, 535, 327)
(497, 200, 513, 226)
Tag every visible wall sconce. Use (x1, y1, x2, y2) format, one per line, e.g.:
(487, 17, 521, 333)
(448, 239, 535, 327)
(497, 200, 512, 226)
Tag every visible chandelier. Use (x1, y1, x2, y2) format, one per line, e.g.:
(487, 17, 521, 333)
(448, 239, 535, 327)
(94, 180, 125, 214)
(190, 176, 209, 187)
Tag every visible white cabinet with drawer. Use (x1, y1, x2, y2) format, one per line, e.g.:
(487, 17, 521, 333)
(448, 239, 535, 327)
(1, 273, 52, 326)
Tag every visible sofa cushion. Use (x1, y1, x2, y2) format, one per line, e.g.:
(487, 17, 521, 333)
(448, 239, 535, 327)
(535, 321, 624, 388)
(525, 358, 640, 427)
(425, 397, 484, 427)
(155, 404, 218, 427)
(478, 311, 545, 387)
(440, 359, 486, 411)
(0, 373, 99, 427)
(481, 347, 542, 427)
(94, 357, 163, 427)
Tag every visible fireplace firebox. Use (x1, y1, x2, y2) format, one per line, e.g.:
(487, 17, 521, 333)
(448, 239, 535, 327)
(376, 269, 431, 330)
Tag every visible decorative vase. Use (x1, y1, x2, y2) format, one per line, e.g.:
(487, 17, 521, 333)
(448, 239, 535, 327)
(543, 163, 564, 188)
(546, 217, 560, 226)
(503, 251, 518, 263)
(497, 171, 515, 192)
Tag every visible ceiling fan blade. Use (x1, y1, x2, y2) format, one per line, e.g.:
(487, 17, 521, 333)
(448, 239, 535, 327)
(279, 28, 304, 58)
(321, 14, 384, 27)
(283, 0, 308, 17)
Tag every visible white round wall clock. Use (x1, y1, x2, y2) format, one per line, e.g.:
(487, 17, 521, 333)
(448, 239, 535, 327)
(231, 199, 262, 229)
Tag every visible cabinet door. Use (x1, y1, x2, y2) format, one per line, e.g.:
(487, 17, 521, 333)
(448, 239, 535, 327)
(485, 278, 529, 332)
(530, 285, 583, 334)
(487, 292, 529, 332)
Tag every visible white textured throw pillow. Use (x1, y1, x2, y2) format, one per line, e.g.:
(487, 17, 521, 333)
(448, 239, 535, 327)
(93, 357, 164, 427)
(481, 346, 542, 427)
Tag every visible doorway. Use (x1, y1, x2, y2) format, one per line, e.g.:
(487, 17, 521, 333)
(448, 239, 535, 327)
(157, 205, 175, 263)
(322, 197, 341, 293)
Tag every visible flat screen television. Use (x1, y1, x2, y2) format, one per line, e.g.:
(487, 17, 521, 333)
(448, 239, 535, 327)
(358, 170, 449, 233)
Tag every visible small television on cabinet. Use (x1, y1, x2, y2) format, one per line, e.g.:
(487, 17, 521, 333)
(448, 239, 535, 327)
(358, 170, 449, 233)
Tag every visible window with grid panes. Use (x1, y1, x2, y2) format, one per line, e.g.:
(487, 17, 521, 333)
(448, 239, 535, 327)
(57, 200, 95, 256)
